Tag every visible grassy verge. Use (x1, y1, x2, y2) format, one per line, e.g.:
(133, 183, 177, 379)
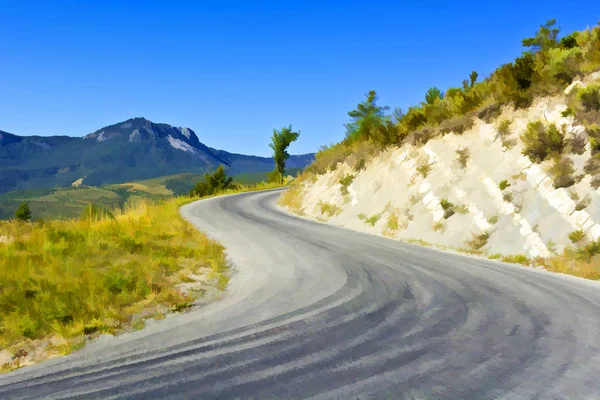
(0, 181, 285, 371)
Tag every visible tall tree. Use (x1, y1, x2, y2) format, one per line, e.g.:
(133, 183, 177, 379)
(269, 126, 300, 184)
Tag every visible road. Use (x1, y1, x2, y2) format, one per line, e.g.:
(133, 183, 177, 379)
(1, 188, 599, 399)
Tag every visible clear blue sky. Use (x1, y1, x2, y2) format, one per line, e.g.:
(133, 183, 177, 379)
(1, 1, 599, 156)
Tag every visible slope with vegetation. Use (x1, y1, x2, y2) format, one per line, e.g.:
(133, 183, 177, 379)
(0, 169, 303, 221)
(0, 183, 286, 371)
(281, 20, 600, 280)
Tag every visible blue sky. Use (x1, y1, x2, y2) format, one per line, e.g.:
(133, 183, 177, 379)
(1, 1, 599, 156)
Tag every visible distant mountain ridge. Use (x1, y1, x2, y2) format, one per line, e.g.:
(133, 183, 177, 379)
(0, 117, 314, 194)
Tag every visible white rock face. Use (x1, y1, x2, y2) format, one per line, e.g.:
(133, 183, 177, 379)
(129, 129, 140, 142)
(179, 127, 192, 139)
(167, 135, 196, 153)
(291, 93, 600, 259)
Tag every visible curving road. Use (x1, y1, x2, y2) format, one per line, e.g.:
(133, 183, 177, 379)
(1, 188, 600, 399)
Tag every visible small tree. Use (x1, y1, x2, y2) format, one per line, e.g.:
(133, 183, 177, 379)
(344, 90, 390, 143)
(15, 202, 32, 222)
(270, 126, 300, 184)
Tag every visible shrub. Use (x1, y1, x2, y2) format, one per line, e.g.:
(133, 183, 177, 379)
(578, 84, 600, 112)
(355, 158, 366, 172)
(592, 175, 600, 189)
(358, 212, 381, 226)
(417, 163, 432, 178)
(466, 231, 490, 251)
(587, 124, 600, 155)
(502, 192, 513, 203)
(520, 121, 566, 163)
(438, 113, 475, 135)
(546, 155, 576, 188)
(568, 229, 586, 244)
(432, 221, 446, 232)
(455, 147, 470, 169)
(498, 180, 511, 191)
(439, 199, 455, 219)
(339, 174, 355, 196)
(575, 239, 600, 261)
(584, 155, 600, 175)
(477, 102, 502, 123)
(575, 195, 591, 211)
(496, 119, 517, 149)
(386, 213, 399, 231)
(561, 107, 575, 117)
(15, 202, 32, 222)
(318, 201, 341, 217)
(568, 131, 587, 155)
(487, 215, 499, 224)
(190, 165, 236, 197)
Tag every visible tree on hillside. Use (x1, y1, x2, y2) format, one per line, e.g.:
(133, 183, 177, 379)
(189, 165, 236, 197)
(344, 90, 390, 143)
(15, 202, 32, 222)
(425, 87, 443, 105)
(269, 126, 300, 184)
(522, 19, 560, 53)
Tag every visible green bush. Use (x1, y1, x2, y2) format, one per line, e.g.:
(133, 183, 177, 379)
(440, 198, 455, 219)
(568, 229, 586, 244)
(190, 165, 237, 197)
(417, 163, 432, 178)
(578, 84, 600, 112)
(339, 174, 355, 195)
(15, 202, 32, 222)
(521, 121, 566, 163)
(498, 180, 511, 191)
(546, 155, 576, 188)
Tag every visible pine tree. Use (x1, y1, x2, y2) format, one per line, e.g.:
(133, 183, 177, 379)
(15, 202, 32, 222)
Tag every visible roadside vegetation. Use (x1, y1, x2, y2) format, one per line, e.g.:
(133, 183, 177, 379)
(282, 19, 600, 281)
(0, 165, 286, 371)
(302, 20, 600, 175)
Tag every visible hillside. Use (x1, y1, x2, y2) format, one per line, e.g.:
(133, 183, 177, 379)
(0, 169, 299, 220)
(0, 117, 314, 194)
(281, 20, 600, 279)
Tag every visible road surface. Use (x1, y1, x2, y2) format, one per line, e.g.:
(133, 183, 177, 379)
(1, 188, 599, 399)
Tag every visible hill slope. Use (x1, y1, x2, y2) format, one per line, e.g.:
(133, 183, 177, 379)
(281, 21, 600, 279)
(0, 117, 314, 194)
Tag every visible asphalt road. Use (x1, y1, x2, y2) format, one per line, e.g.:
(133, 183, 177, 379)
(1, 188, 600, 399)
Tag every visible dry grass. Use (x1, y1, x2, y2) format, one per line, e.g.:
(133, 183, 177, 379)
(0, 180, 284, 371)
(278, 179, 307, 216)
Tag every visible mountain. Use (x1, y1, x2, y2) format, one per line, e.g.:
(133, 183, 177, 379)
(0, 118, 315, 194)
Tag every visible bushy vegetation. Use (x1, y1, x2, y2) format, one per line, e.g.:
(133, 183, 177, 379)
(302, 19, 600, 176)
(318, 201, 341, 218)
(0, 197, 228, 356)
(455, 147, 470, 169)
(498, 180, 511, 191)
(339, 174, 355, 196)
(546, 155, 576, 188)
(14, 202, 32, 222)
(520, 121, 566, 163)
(189, 165, 237, 197)
(439, 199, 455, 219)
